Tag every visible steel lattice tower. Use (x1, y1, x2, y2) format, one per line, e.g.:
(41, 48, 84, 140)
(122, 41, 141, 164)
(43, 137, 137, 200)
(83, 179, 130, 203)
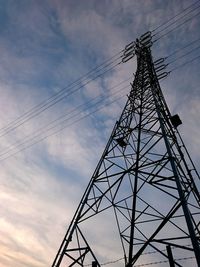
(52, 34, 200, 267)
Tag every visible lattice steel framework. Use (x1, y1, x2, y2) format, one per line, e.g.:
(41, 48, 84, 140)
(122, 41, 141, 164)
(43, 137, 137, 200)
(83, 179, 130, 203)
(52, 37, 200, 267)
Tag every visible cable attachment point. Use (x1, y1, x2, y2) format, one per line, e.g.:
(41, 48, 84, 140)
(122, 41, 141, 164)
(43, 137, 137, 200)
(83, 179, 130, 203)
(139, 31, 152, 48)
(154, 57, 170, 79)
(122, 41, 136, 63)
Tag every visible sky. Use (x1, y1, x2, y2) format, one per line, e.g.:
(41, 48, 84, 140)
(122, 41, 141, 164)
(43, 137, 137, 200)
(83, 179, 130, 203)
(0, 0, 200, 266)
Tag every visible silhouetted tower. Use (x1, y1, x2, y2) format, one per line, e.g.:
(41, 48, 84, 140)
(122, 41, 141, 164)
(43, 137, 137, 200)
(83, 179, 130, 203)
(52, 33, 200, 267)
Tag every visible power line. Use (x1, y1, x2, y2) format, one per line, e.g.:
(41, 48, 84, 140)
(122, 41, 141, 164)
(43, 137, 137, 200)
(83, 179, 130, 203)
(0, 94, 126, 162)
(153, 39, 200, 78)
(84, 243, 194, 266)
(84, 256, 195, 266)
(1, 3, 200, 159)
(0, 77, 131, 156)
(157, 51, 200, 80)
(166, 36, 200, 58)
(134, 256, 195, 267)
(170, 54, 200, 73)
(153, 3, 200, 36)
(1, 2, 199, 140)
(154, 9, 200, 42)
(151, 0, 200, 32)
(84, 257, 124, 267)
(3, 35, 199, 143)
(0, 58, 121, 134)
(1, 48, 200, 161)
(0, 49, 124, 136)
(0, 80, 131, 162)
(0, 60, 122, 139)
(1, 1, 200, 141)
(1, 47, 199, 161)
(167, 44, 200, 65)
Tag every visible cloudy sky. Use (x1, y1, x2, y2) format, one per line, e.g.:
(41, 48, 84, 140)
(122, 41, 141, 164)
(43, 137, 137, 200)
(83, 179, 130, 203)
(0, 0, 200, 266)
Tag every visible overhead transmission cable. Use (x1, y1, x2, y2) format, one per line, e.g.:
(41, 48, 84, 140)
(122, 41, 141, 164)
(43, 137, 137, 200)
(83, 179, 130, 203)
(167, 44, 200, 65)
(84, 244, 194, 266)
(1, 0, 200, 140)
(1, 2, 200, 160)
(153, 2, 200, 36)
(0, 56, 121, 135)
(156, 52, 200, 79)
(1, 39, 200, 161)
(1, 1, 199, 140)
(166, 36, 200, 58)
(0, 77, 131, 154)
(170, 53, 200, 73)
(0, 48, 124, 131)
(159, 37, 200, 71)
(0, 94, 126, 162)
(130, 256, 195, 267)
(0, 78, 132, 161)
(153, 38, 200, 75)
(84, 256, 195, 266)
(151, 0, 200, 32)
(0, 51, 199, 161)
(154, 8, 200, 42)
(149, 0, 200, 43)
(0, 56, 123, 138)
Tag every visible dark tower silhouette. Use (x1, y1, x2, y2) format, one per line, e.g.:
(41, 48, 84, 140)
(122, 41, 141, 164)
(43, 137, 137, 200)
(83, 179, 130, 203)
(52, 33, 200, 267)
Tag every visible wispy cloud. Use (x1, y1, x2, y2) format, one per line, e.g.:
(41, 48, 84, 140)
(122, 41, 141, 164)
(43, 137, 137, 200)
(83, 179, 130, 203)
(0, 0, 199, 266)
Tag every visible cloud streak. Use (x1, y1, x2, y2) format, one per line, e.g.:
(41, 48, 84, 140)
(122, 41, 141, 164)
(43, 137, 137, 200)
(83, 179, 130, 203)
(0, 0, 199, 266)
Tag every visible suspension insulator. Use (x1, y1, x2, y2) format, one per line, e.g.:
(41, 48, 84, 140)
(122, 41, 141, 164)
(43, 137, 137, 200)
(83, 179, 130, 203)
(157, 71, 170, 80)
(154, 58, 166, 65)
(124, 43, 135, 53)
(140, 31, 151, 40)
(140, 32, 152, 45)
(123, 50, 135, 58)
(140, 40, 153, 48)
(155, 64, 168, 72)
(125, 41, 135, 50)
(122, 53, 135, 63)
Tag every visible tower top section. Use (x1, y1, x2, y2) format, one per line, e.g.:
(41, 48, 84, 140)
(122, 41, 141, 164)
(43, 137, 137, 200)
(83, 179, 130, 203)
(122, 31, 152, 63)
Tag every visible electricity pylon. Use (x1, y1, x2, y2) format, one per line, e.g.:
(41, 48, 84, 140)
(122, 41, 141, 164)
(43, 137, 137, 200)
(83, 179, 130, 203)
(52, 33, 200, 267)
